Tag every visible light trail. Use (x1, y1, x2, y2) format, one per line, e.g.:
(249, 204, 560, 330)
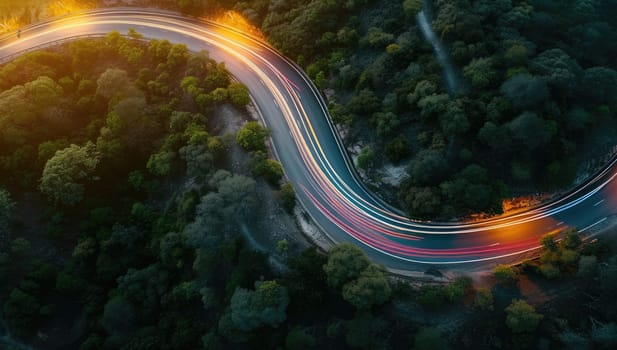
(1, 8, 615, 266)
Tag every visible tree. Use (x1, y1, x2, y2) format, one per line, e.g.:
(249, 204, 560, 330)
(185, 172, 258, 247)
(324, 243, 370, 289)
(505, 299, 543, 333)
(0, 187, 13, 235)
(147, 150, 176, 176)
(38, 139, 70, 164)
(403, 0, 423, 16)
(440, 100, 470, 137)
(477, 121, 512, 151)
(210, 87, 228, 103)
(500, 74, 549, 109)
(230, 280, 289, 331)
(440, 164, 501, 215)
(236, 121, 269, 152)
(366, 27, 394, 48)
(185, 170, 258, 248)
(96, 68, 136, 99)
(530, 49, 582, 93)
(504, 44, 528, 67)
(0, 76, 63, 145)
(580, 67, 617, 106)
(474, 288, 494, 311)
(228, 82, 250, 106)
(539, 263, 560, 279)
(403, 186, 442, 219)
(348, 89, 380, 115)
(177, 0, 207, 16)
(166, 43, 189, 68)
(407, 149, 449, 185)
(2, 287, 41, 335)
(356, 146, 375, 171)
(98, 97, 161, 157)
(407, 80, 437, 105)
(158, 231, 187, 268)
(444, 276, 471, 303)
(540, 234, 558, 251)
(115, 264, 168, 321)
(560, 249, 580, 265)
(342, 264, 391, 309)
(179, 144, 213, 180)
(280, 182, 296, 213)
(417, 93, 449, 120)
(493, 264, 518, 283)
(249, 151, 283, 185)
(414, 327, 449, 350)
(384, 135, 410, 163)
(39, 142, 100, 205)
(372, 112, 400, 137)
(463, 57, 496, 89)
(285, 247, 329, 313)
(508, 112, 553, 150)
(563, 229, 582, 249)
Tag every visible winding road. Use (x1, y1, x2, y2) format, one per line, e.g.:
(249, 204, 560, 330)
(1, 8, 616, 268)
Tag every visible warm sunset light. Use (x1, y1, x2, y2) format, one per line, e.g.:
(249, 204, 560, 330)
(0, 16, 19, 34)
(0, 0, 95, 35)
(209, 10, 265, 40)
(47, 0, 95, 17)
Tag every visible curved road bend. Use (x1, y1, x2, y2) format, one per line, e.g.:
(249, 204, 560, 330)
(1, 8, 616, 268)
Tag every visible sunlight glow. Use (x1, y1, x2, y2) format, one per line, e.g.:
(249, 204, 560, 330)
(0, 0, 95, 35)
(208, 10, 266, 41)
(47, 0, 95, 17)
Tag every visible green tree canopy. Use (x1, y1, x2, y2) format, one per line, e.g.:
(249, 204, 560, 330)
(530, 49, 582, 93)
(227, 82, 251, 106)
(39, 142, 100, 206)
(505, 299, 543, 333)
(500, 74, 549, 110)
(324, 243, 371, 289)
(236, 121, 270, 152)
(507, 112, 553, 150)
(341, 264, 391, 309)
(230, 280, 289, 331)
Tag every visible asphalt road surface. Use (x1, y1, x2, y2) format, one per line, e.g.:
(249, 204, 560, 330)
(1, 8, 615, 269)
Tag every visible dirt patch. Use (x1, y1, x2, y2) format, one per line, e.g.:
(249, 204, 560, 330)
(380, 163, 408, 187)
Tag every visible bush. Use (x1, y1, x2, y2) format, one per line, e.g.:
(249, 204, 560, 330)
(280, 182, 296, 213)
(418, 285, 445, 308)
(493, 264, 518, 283)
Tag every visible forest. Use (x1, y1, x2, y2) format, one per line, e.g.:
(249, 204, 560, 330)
(0, 26, 616, 350)
(3, 1, 616, 219)
(1, 0, 617, 349)
(160, 0, 617, 219)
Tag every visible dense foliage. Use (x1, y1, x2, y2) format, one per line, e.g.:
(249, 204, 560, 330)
(169, 0, 617, 219)
(1, 1, 617, 349)
(0, 31, 299, 349)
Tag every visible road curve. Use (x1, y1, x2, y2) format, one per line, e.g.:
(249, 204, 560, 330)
(1, 8, 615, 268)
